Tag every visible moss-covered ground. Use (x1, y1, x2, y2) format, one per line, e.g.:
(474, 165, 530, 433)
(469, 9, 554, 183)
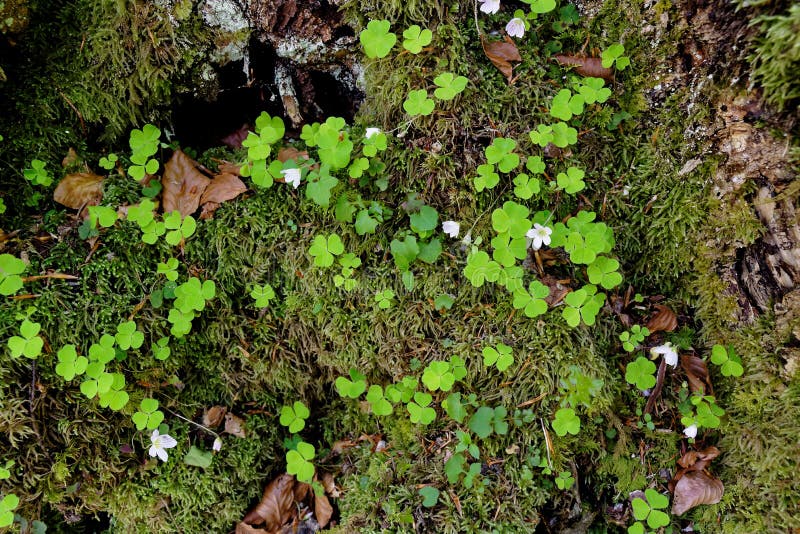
(0, 0, 798, 532)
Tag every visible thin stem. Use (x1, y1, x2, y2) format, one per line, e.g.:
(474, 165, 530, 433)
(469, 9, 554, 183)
(163, 406, 221, 439)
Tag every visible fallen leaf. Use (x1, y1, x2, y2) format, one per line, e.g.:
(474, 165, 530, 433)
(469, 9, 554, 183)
(677, 446, 720, 471)
(200, 173, 247, 204)
(217, 160, 244, 176)
(542, 275, 570, 307)
(680, 354, 713, 395)
(277, 147, 310, 163)
(62, 147, 79, 167)
(224, 412, 247, 438)
(553, 55, 614, 81)
(671, 471, 724, 515)
(314, 493, 333, 528)
(53, 173, 104, 209)
(481, 35, 522, 83)
(199, 201, 221, 220)
(330, 439, 358, 455)
(161, 149, 211, 216)
(203, 405, 227, 428)
(242, 474, 297, 528)
(222, 124, 251, 149)
(646, 304, 678, 333)
(235, 523, 268, 534)
(321, 472, 341, 498)
(449, 490, 462, 517)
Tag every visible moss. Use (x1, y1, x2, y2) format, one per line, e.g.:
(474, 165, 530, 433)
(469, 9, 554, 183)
(749, 4, 800, 111)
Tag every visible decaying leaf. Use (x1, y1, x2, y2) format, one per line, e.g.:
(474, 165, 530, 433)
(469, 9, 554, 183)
(242, 474, 297, 529)
(200, 173, 247, 205)
(321, 472, 341, 498)
(646, 304, 678, 333)
(235, 523, 268, 534)
(162, 149, 211, 216)
(681, 354, 713, 395)
(277, 147, 310, 163)
(224, 412, 247, 438)
(203, 405, 227, 428)
(553, 55, 614, 81)
(670, 446, 724, 515)
(542, 274, 570, 307)
(217, 160, 244, 176)
(199, 201, 221, 220)
(672, 471, 724, 515)
(222, 124, 251, 149)
(481, 35, 522, 83)
(53, 172, 104, 209)
(315, 492, 333, 528)
(61, 147, 80, 167)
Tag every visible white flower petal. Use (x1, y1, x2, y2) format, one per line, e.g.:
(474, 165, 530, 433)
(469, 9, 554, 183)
(442, 220, 460, 238)
(651, 342, 678, 368)
(159, 435, 178, 449)
(684, 424, 698, 439)
(479, 0, 500, 14)
(506, 18, 525, 38)
(148, 444, 159, 458)
(213, 438, 223, 452)
(156, 447, 169, 462)
(365, 127, 381, 139)
(280, 168, 302, 189)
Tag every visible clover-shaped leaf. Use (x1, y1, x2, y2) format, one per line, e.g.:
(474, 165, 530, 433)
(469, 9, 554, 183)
(402, 24, 433, 53)
(482, 343, 514, 372)
(335, 368, 367, 399)
(254, 112, 285, 144)
(491, 233, 527, 267)
(433, 72, 468, 100)
(374, 289, 395, 309)
(129, 124, 161, 155)
(88, 333, 116, 363)
(631, 489, 671, 529)
(0, 254, 26, 296)
(23, 159, 53, 186)
(513, 173, 541, 200)
(601, 43, 630, 70)
(168, 308, 195, 337)
(55, 344, 88, 381)
(464, 250, 502, 287)
(407, 392, 436, 424)
(115, 320, 144, 350)
(491, 200, 531, 238)
(99, 153, 118, 170)
(552, 407, 581, 436)
(0, 493, 19, 527)
(132, 398, 165, 430)
(286, 441, 315, 483)
(512, 280, 550, 318)
(422, 361, 456, 391)
(710, 344, 744, 377)
(577, 77, 612, 104)
(366, 385, 394, 416)
(485, 138, 520, 173)
(625, 356, 657, 390)
(391, 235, 419, 271)
(403, 89, 435, 116)
(174, 277, 216, 313)
(360, 19, 397, 58)
(550, 89, 585, 121)
(556, 166, 586, 194)
(164, 211, 196, 246)
(587, 256, 623, 289)
(88, 205, 118, 229)
(8, 318, 43, 359)
(309, 234, 344, 268)
(306, 164, 340, 206)
(280, 401, 311, 433)
(153, 336, 171, 361)
(562, 286, 605, 327)
(250, 283, 275, 308)
(474, 163, 500, 192)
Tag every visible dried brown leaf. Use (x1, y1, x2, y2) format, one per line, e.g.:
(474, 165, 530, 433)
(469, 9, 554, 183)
(61, 147, 79, 167)
(217, 160, 244, 176)
(222, 124, 251, 149)
(235, 522, 268, 534)
(314, 493, 333, 528)
(542, 275, 570, 307)
(677, 446, 721, 471)
(277, 147, 310, 163)
(201, 173, 247, 204)
(553, 55, 614, 81)
(321, 472, 340, 498)
(162, 149, 211, 216)
(199, 201, 221, 220)
(53, 173, 104, 209)
(481, 35, 522, 83)
(681, 354, 713, 396)
(224, 412, 247, 438)
(671, 471, 724, 515)
(242, 474, 297, 528)
(203, 405, 227, 428)
(646, 304, 678, 333)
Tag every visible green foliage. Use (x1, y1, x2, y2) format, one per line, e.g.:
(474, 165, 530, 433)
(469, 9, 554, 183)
(577, 77, 612, 104)
(0, 493, 19, 528)
(365, 385, 393, 416)
(374, 289, 395, 309)
(128, 124, 161, 180)
(469, 406, 508, 438)
(132, 399, 165, 431)
(550, 89, 585, 121)
(601, 43, 631, 70)
(482, 343, 514, 372)
(402, 25, 432, 54)
(8, 318, 43, 359)
(625, 356, 657, 390)
(562, 285, 606, 327)
(286, 441, 316, 483)
(524, 0, 557, 14)
(473, 163, 500, 192)
(485, 138, 520, 173)
(433, 294, 455, 312)
(512, 281, 550, 317)
(360, 19, 396, 58)
(513, 173, 541, 199)
(97, 373, 129, 411)
(559, 365, 603, 409)
(153, 336, 171, 361)
(250, 283, 275, 307)
(55, 344, 88, 381)
(421, 360, 456, 391)
(306, 164, 339, 206)
(115, 320, 144, 350)
(335, 369, 368, 399)
(406, 392, 436, 424)
(552, 407, 581, 436)
(681, 393, 725, 430)
(403, 89, 435, 116)
(630, 489, 670, 530)
(88, 205, 119, 229)
(0, 253, 26, 295)
(157, 258, 179, 281)
(173, 277, 216, 314)
(555, 471, 575, 490)
(556, 166, 586, 194)
(183, 445, 213, 469)
(99, 153, 118, 170)
(163, 211, 196, 245)
(409, 205, 439, 235)
(529, 122, 578, 148)
(23, 158, 53, 186)
(587, 256, 623, 289)
(710, 344, 744, 377)
(749, 5, 800, 111)
(464, 250, 501, 287)
(620, 325, 650, 352)
(308, 234, 344, 267)
(390, 234, 420, 271)
(279, 401, 311, 433)
(418, 486, 439, 507)
(433, 72, 468, 100)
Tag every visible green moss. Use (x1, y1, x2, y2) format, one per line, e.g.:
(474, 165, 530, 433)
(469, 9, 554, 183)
(749, 4, 800, 111)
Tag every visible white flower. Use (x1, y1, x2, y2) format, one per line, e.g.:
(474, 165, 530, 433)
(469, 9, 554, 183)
(461, 232, 473, 246)
(281, 168, 301, 189)
(506, 17, 525, 38)
(651, 342, 678, 368)
(149, 429, 177, 462)
(526, 223, 552, 250)
(212, 437, 222, 452)
(442, 220, 460, 238)
(479, 0, 500, 14)
(683, 424, 698, 439)
(365, 127, 381, 139)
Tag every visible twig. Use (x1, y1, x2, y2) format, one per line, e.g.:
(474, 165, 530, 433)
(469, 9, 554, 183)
(21, 273, 79, 282)
(644, 358, 667, 415)
(56, 88, 87, 136)
(162, 406, 222, 440)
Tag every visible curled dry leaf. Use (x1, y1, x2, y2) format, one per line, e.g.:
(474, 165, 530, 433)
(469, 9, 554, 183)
(162, 149, 211, 216)
(200, 173, 247, 205)
(671, 471, 724, 515)
(481, 35, 522, 83)
(53, 172, 104, 209)
(242, 474, 297, 529)
(677, 446, 721, 471)
(553, 55, 614, 81)
(224, 412, 247, 438)
(217, 160, 244, 176)
(277, 147, 310, 163)
(646, 304, 678, 333)
(542, 274, 570, 307)
(321, 471, 341, 498)
(199, 201, 221, 220)
(680, 354, 713, 396)
(235, 523, 268, 534)
(314, 492, 333, 528)
(61, 147, 79, 167)
(203, 405, 227, 428)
